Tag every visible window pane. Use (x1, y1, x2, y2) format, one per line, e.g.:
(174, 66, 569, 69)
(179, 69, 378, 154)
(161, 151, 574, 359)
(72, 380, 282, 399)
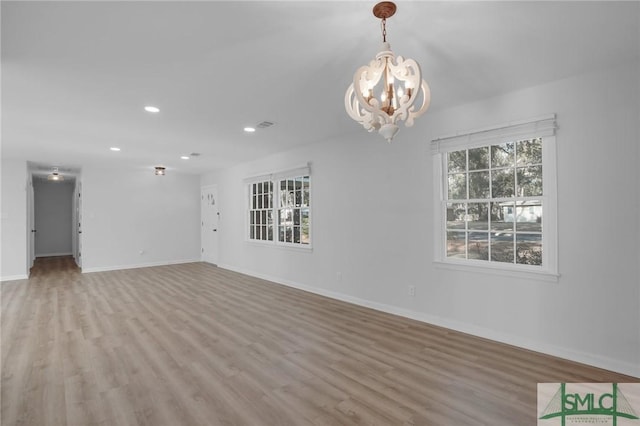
(257, 182, 263, 194)
(467, 232, 488, 260)
(252, 195, 257, 210)
(448, 150, 466, 173)
(250, 226, 255, 240)
(267, 225, 273, 241)
(293, 227, 301, 244)
(492, 168, 515, 198)
(469, 171, 490, 199)
(517, 138, 542, 165)
(516, 234, 542, 265)
(293, 209, 300, 226)
(280, 189, 286, 207)
(447, 231, 466, 258)
(468, 147, 489, 170)
(285, 226, 293, 243)
(267, 210, 273, 225)
(261, 225, 267, 240)
(467, 203, 489, 230)
(448, 173, 466, 199)
(491, 202, 514, 231)
(446, 203, 466, 230)
(295, 190, 302, 207)
(517, 166, 542, 197)
(515, 201, 542, 232)
(491, 232, 514, 263)
(295, 177, 303, 190)
(302, 176, 310, 207)
(491, 142, 515, 168)
(301, 223, 310, 244)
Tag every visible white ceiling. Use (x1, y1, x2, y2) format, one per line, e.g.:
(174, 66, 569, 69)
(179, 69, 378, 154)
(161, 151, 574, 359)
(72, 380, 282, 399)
(2, 1, 639, 176)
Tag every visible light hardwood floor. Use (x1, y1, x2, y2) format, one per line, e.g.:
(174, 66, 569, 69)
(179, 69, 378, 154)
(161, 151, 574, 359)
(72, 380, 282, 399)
(2, 257, 637, 425)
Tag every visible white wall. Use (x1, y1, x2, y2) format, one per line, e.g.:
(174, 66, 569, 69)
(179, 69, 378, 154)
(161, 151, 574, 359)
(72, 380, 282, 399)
(202, 59, 640, 377)
(81, 167, 201, 272)
(0, 160, 28, 281)
(33, 179, 74, 257)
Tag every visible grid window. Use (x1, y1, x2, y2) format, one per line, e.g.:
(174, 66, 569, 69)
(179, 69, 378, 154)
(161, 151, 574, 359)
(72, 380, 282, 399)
(445, 138, 543, 266)
(277, 176, 310, 245)
(248, 180, 273, 242)
(247, 172, 311, 247)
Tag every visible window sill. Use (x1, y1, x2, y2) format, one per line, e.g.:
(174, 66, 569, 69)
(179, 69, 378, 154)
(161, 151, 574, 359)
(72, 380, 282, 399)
(246, 239, 313, 253)
(433, 259, 559, 282)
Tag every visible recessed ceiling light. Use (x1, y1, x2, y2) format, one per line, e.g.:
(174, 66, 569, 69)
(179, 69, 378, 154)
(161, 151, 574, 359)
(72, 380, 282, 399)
(110, 147, 121, 151)
(144, 106, 160, 113)
(244, 127, 256, 133)
(180, 156, 189, 160)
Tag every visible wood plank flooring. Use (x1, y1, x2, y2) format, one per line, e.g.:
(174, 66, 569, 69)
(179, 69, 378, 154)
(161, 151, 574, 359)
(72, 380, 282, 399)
(2, 257, 637, 425)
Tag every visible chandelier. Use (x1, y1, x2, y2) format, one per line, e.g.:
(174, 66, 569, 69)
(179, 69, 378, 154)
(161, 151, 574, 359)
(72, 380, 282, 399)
(345, 2, 431, 142)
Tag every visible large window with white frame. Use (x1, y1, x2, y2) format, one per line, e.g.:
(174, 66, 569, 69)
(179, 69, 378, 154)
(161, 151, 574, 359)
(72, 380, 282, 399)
(246, 165, 311, 247)
(431, 115, 558, 279)
(249, 180, 274, 242)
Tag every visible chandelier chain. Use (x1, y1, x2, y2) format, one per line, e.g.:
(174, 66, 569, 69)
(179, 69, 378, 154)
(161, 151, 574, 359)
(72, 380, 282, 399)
(381, 17, 387, 43)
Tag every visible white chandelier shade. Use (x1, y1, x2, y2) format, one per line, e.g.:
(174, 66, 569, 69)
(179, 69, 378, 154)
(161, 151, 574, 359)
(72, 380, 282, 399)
(345, 2, 431, 142)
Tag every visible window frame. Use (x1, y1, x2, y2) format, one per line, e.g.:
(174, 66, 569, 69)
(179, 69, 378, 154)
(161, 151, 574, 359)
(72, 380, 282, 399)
(245, 165, 312, 250)
(431, 115, 558, 281)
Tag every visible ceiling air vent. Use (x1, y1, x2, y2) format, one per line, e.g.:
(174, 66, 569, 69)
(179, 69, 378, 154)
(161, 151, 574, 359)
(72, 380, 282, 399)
(256, 121, 274, 129)
(190, 152, 201, 157)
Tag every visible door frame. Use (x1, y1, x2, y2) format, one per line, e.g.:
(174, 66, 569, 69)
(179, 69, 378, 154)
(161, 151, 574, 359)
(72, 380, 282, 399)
(73, 180, 82, 268)
(27, 176, 35, 271)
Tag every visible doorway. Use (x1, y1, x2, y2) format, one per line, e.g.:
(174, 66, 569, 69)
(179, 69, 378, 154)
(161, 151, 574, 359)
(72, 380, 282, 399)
(33, 178, 74, 258)
(201, 185, 219, 265)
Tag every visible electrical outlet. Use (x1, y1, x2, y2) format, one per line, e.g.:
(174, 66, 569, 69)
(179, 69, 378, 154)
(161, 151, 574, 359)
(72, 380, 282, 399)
(408, 285, 416, 296)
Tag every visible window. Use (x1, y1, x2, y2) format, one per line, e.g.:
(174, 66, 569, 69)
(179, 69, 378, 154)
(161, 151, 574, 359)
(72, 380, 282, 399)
(277, 176, 310, 244)
(246, 165, 311, 247)
(249, 180, 273, 241)
(432, 115, 557, 279)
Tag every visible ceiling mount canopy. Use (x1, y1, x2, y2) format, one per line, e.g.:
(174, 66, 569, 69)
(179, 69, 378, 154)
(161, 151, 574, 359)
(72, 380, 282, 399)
(345, 1, 431, 142)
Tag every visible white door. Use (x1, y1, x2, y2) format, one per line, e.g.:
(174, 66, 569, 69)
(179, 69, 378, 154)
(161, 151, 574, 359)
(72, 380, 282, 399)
(201, 185, 219, 265)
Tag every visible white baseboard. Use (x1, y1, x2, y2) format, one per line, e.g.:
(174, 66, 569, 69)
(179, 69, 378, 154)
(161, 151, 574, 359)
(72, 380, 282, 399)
(218, 263, 640, 379)
(1, 274, 29, 282)
(36, 252, 72, 257)
(82, 258, 201, 274)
